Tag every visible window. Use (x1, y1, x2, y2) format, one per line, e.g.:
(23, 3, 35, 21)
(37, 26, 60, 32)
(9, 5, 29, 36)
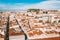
(58, 20, 60, 23)
(53, 21, 56, 23)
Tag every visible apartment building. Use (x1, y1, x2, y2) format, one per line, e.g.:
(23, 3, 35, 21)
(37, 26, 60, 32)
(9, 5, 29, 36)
(0, 9, 60, 40)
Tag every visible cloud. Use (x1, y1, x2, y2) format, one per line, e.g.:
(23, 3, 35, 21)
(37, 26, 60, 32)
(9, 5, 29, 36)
(0, 3, 26, 11)
(0, 1, 60, 11)
(22, 1, 60, 10)
(48, 0, 59, 1)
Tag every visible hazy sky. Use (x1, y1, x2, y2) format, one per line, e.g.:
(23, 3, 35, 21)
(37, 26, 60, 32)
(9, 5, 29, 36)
(0, 0, 60, 11)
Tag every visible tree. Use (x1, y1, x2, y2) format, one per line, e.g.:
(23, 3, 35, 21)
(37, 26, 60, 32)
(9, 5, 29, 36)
(27, 9, 40, 13)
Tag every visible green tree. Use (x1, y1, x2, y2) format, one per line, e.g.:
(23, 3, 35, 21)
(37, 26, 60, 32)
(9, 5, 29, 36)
(27, 9, 40, 13)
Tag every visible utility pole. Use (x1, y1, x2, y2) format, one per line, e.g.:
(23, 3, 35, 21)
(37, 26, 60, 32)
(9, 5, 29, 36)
(4, 16, 9, 40)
